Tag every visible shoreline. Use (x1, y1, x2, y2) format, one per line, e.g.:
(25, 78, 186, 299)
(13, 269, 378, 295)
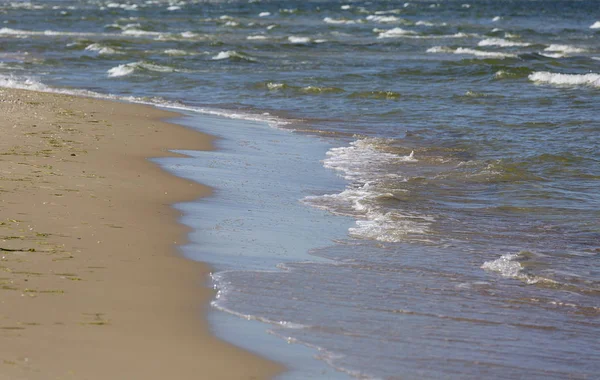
(0, 88, 283, 379)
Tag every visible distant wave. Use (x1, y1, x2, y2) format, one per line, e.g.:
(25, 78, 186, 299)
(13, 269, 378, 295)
(323, 17, 357, 25)
(0, 27, 108, 38)
(259, 81, 344, 95)
(85, 43, 118, 55)
(544, 44, 586, 54)
(288, 36, 312, 44)
(211, 50, 256, 62)
(376, 27, 417, 38)
(366, 15, 403, 23)
(590, 21, 600, 29)
(121, 29, 163, 37)
(494, 68, 532, 79)
(376, 28, 475, 39)
(348, 90, 401, 100)
(415, 20, 449, 27)
(528, 72, 600, 87)
(427, 46, 516, 58)
(478, 38, 531, 47)
(107, 61, 176, 77)
(163, 49, 196, 56)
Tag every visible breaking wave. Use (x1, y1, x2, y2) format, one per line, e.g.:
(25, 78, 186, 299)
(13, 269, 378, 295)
(528, 72, 600, 88)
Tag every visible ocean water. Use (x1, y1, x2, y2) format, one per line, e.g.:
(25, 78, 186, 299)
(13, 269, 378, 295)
(1, 0, 599, 378)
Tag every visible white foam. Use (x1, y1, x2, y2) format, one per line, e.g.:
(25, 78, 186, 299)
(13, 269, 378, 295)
(107, 61, 175, 77)
(166, 5, 180, 11)
(7, 2, 47, 10)
(258, 11, 271, 17)
(180, 31, 198, 38)
(366, 15, 400, 23)
(544, 44, 586, 54)
(211, 50, 255, 61)
(247, 35, 267, 40)
(539, 52, 565, 59)
(528, 71, 600, 87)
(377, 29, 472, 39)
(266, 82, 284, 90)
(377, 27, 417, 38)
(492, 16, 501, 22)
(288, 36, 311, 44)
(427, 46, 453, 53)
(590, 21, 600, 29)
(478, 38, 531, 47)
(455, 47, 514, 58)
(302, 138, 431, 243)
(481, 252, 557, 285)
(84, 43, 118, 55)
(415, 20, 446, 27)
(121, 29, 163, 36)
(105, 2, 138, 10)
(349, 211, 430, 242)
(0, 27, 111, 38)
(322, 139, 416, 181)
(164, 49, 193, 56)
(212, 51, 233, 60)
(481, 253, 524, 279)
(374, 9, 402, 15)
(323, 17, 356, 25)
(107, 64, 135, 77)
(428, 46, 515, 58)
(0, 75, 52, 92)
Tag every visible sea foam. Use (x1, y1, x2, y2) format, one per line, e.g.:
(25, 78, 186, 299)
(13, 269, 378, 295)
(427, 46, 515, 58)
(544, 44, 586, 54)
(323, 17, 357, 25)
(528, 72, 600, 87)
(366, 15, 401, 23)
(211, 50, 256, 61)
(288, 36, 312, 44)
(85, 43, 118, 55)
(481, 252, 557, 285)
(478, 38, 531, 47)
(107, 61, 175, 77)
(302, 139, 430, 243)
(377, 27, 416, 38)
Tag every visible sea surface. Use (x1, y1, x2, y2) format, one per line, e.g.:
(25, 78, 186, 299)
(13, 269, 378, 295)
(1, 0, 599, 378)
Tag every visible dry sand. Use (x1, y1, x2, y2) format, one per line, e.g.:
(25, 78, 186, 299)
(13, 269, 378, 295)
(0, 88, 283, 379)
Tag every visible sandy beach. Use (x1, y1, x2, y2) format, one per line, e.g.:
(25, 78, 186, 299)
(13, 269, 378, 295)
(0, 88, 283, 379)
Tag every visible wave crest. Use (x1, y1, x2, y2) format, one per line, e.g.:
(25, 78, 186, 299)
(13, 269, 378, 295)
(107, 61, 176, 77)
(528, 72, 600, 87)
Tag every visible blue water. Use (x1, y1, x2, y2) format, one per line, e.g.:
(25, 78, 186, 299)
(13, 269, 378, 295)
(1, 0, 599, 378)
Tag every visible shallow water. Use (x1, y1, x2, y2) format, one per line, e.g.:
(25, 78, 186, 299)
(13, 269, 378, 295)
(1, 0, 599, 378)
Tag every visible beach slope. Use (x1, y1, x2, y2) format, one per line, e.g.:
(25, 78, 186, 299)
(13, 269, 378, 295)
(0, 88, 282, 379)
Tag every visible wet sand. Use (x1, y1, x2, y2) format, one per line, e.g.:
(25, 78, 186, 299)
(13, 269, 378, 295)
(0, 88, 283, 379)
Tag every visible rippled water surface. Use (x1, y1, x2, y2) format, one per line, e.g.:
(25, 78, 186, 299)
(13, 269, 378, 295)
(1, 0, 599, 378)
